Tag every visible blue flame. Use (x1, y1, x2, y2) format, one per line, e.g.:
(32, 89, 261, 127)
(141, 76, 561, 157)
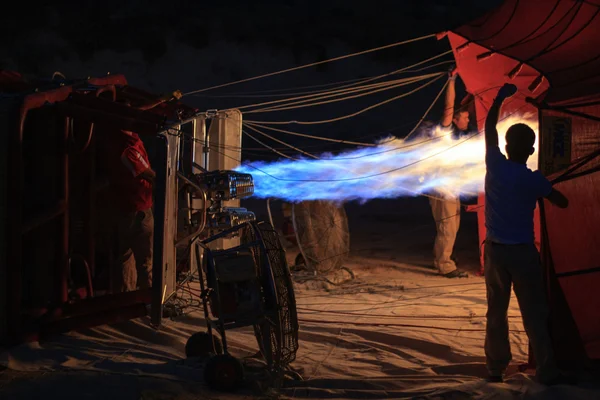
(236, 115, 538, 202)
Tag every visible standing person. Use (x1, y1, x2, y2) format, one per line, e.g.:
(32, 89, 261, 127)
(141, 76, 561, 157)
(109, 90, 182, 292)
(483, 83, 573, 385)
(429, 67, 470, 278)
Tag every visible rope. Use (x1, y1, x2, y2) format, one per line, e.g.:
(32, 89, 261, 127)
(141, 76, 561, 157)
(493, 0, 562, 53)
(242, 79, 467, 152)
(244, 124, 319, 159)
(297, 318, 526, 333)
(529, 3, 598, 61)
(236, 74, 432, 111)
(182, 33, 437, 96)
(244, 122, 378, 147)
(227, 50, 453, 111)
(403, 78, 449, 141)
(244, 73, 445, 126)
(235, 99, 528, 183)
(194, 60, 455, 99)
(246, 73, 442, 114)
(242, 130, 299, 161)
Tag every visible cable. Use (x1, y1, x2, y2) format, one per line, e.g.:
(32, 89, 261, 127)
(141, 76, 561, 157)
(182, 33, 438, 96)
(493, 0, 562, 53)
(245, 73, 445, 126)
(296, 308, 523, 320)
(243, 130, 299, 161)
(238, 74, 437, 112)
(403, 78, 449, 141)
(244, 124, 319, 159)
(247, 130, 477, 182)
(529, 3, 599, 61)
(218, 50, 453, 113)
(245, 122, 378, 147)
(169, 95, 526, 184)
(461, 0, 520, 47)
(243, 84, 503, 151)
(523, 1, 585, 62)
(246, 73, 442, 114)
(233, 76, 418, 111)
(195, 60, 455, 99)
(197, 100, 528, 184)
(581, 0, 600, 6)
(297, 318, 526, 333)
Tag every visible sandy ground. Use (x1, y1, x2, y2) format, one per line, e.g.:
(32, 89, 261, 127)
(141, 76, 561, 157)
(1, 198, 599, 399)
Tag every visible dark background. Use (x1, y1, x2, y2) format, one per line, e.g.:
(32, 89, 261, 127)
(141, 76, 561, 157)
(1, 0, 501, 160)
(0, 1, 498, 272)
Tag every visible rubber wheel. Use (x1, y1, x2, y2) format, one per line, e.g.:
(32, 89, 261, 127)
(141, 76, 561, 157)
(204, 354, 245, 392)
(185, 332, 223, 359)
(294, 253, 306, 268)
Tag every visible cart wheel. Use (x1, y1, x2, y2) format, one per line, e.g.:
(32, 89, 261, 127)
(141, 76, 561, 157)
(294, 253, 305, 267)
(185, 332, 223, 359)
(204, 354, 245, 392)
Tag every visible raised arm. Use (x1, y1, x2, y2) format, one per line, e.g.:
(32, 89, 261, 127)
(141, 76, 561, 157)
(441, 67, 457, 128)
(486, 84, 517, 149)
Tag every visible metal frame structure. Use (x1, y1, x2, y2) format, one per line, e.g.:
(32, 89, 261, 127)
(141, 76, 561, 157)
(151, 109, 244, 328)
(0, 74, 241, 344)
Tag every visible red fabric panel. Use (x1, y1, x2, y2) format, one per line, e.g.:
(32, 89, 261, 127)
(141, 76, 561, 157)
(542, 106, 600, 361)
(447, 33, 545, 127)
(451, 1, 600, 364)
(453, 0, 600, 108)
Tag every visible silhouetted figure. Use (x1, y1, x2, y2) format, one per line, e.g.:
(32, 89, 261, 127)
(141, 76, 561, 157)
(483, 84, 574, 386)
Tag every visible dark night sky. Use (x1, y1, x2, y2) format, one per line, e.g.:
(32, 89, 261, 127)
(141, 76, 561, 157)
(1, 0, 503, 158)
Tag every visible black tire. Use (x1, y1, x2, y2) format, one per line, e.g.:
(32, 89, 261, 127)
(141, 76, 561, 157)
(294, 253, 305, 268)
(204, 354, 245, 392)
(185, 332, 223, 359)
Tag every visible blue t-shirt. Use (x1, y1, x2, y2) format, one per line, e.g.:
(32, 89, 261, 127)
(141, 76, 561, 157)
(485, 146, 552, 244)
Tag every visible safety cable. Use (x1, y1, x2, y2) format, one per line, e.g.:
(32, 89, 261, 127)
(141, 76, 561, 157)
(241, 107, 522, 183)
(459, 0, 520, 49)
(295, 308, 522, 320)
(182, 33, 438, 96)
(403, 79, 449, 141)
(492, 0, 562, 53)
(195, 60, 455, 99)
(244, 122, 378, 147)
(244, 124, 319, 159)
(245, 74, 445, 126)
(227, 50, 453, 112)
(176, 128, 482, 205)
(245, 74, 442, 114)
(242, 130, 299, 161)
(297, 318, 526, 333)
(243, 84, 505, 152)
(173, 99, 527, 185)
(237, 74, 437, 112)
(523, 1, 585, 62)
(233, 76, 418, 111)
(530, 4, 599, 62)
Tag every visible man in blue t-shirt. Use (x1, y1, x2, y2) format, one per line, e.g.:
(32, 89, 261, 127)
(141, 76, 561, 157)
(428, 68, 471, 278)
(483, 84, 574, 386)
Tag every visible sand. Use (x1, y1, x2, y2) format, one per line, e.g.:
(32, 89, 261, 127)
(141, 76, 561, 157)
(1, 198, 599, 399)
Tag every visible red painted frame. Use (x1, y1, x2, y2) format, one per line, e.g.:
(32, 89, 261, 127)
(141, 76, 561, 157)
(1, 74, 176, 344)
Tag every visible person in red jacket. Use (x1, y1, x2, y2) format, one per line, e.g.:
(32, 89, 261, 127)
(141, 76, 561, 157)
(109, 90, 182, 292)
